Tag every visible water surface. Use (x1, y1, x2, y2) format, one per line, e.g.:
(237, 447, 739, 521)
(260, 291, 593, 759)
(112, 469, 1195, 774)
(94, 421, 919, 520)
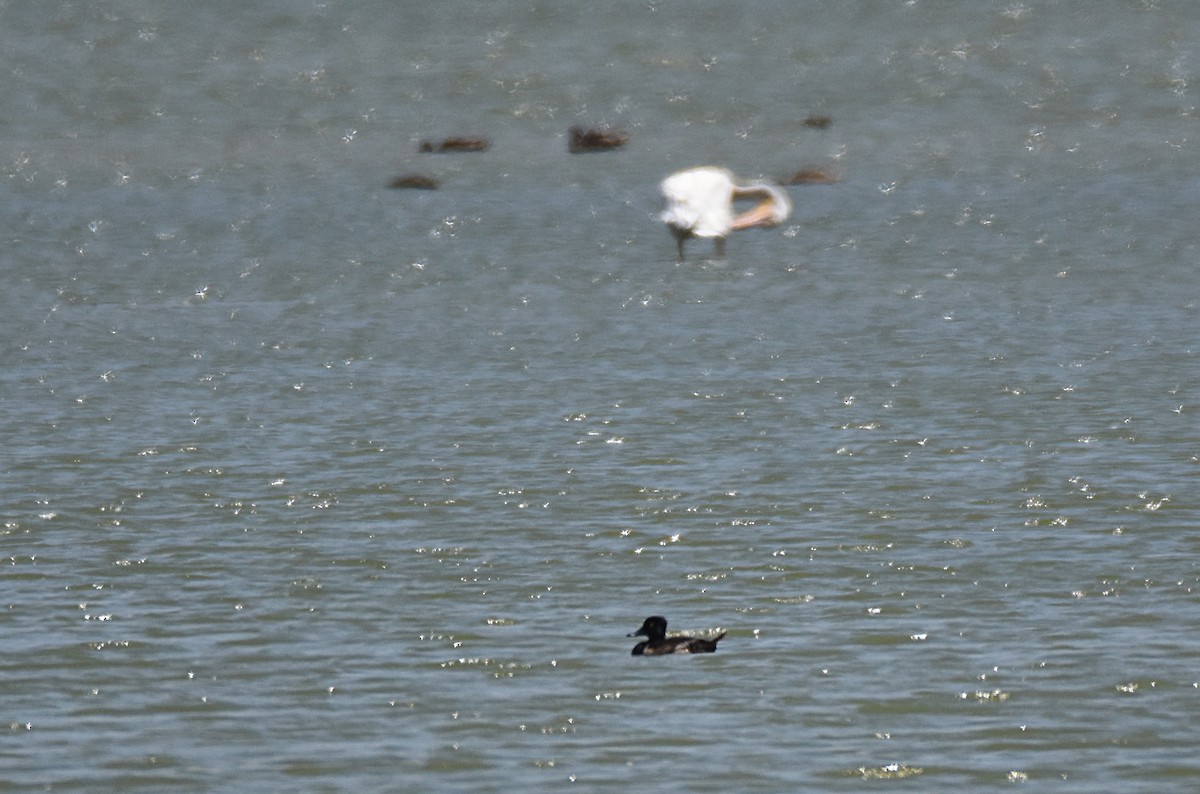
(2, 2, 1199, 791)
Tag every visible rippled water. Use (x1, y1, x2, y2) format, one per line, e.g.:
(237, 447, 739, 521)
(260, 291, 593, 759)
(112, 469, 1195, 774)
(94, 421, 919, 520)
(3, 2, 1199, 790)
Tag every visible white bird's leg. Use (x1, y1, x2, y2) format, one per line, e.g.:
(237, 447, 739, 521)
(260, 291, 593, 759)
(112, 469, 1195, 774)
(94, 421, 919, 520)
(671, 227, 689, 262)
(714, 236, 726, 258)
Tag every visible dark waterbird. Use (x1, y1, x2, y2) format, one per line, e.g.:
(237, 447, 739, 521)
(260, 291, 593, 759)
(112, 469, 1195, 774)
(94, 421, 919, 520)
(387, 173, 440, 190)
(628, 616, 726, 656)
(568, 125, 629, 153)
(418, 136, 490, 153)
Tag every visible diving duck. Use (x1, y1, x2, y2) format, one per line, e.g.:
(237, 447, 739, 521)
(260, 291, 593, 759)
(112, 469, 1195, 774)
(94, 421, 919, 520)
(628, 615, 725, 656)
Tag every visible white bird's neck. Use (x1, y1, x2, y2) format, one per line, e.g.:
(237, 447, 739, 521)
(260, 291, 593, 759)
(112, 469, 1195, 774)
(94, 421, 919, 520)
(729, 182, 791, 230)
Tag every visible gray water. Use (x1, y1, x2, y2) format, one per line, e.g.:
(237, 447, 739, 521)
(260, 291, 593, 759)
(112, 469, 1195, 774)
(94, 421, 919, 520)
(3, 1, 1199, 791)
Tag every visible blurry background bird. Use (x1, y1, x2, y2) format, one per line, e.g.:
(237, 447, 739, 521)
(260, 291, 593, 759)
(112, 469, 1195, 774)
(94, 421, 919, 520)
(659, 166, 792, 261)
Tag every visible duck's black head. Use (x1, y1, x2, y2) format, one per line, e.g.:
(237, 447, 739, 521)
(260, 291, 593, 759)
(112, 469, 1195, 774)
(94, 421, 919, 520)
(628, 615, 668, 642)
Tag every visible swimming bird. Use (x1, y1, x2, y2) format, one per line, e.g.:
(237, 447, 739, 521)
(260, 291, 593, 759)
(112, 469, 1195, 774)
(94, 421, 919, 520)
(418, 136, 490, 153)
(628, 615, 726, 656)
(568, 125, 629, 153)
(387, 173, 440, 190)
(659, 166, 792, 261)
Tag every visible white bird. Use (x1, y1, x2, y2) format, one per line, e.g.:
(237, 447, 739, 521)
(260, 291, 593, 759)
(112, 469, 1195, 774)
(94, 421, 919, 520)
(659, 166, 792, 260)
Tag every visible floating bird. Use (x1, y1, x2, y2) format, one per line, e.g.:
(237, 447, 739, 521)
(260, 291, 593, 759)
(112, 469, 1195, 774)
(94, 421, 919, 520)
(628, 615, 726, 656)
(659, 166, 792, 261)
(568, 125, 629, 153)
(387, 173, 440, 190)
(418, 136, 490, 153)
(786, 166, 839, 185)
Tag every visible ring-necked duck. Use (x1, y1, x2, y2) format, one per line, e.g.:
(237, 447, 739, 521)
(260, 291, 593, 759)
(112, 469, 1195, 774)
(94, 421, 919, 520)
(628, 615, 725, 656)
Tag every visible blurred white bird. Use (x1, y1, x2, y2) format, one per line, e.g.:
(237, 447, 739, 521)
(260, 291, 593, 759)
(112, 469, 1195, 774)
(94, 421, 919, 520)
(659, 166, 792, 260)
